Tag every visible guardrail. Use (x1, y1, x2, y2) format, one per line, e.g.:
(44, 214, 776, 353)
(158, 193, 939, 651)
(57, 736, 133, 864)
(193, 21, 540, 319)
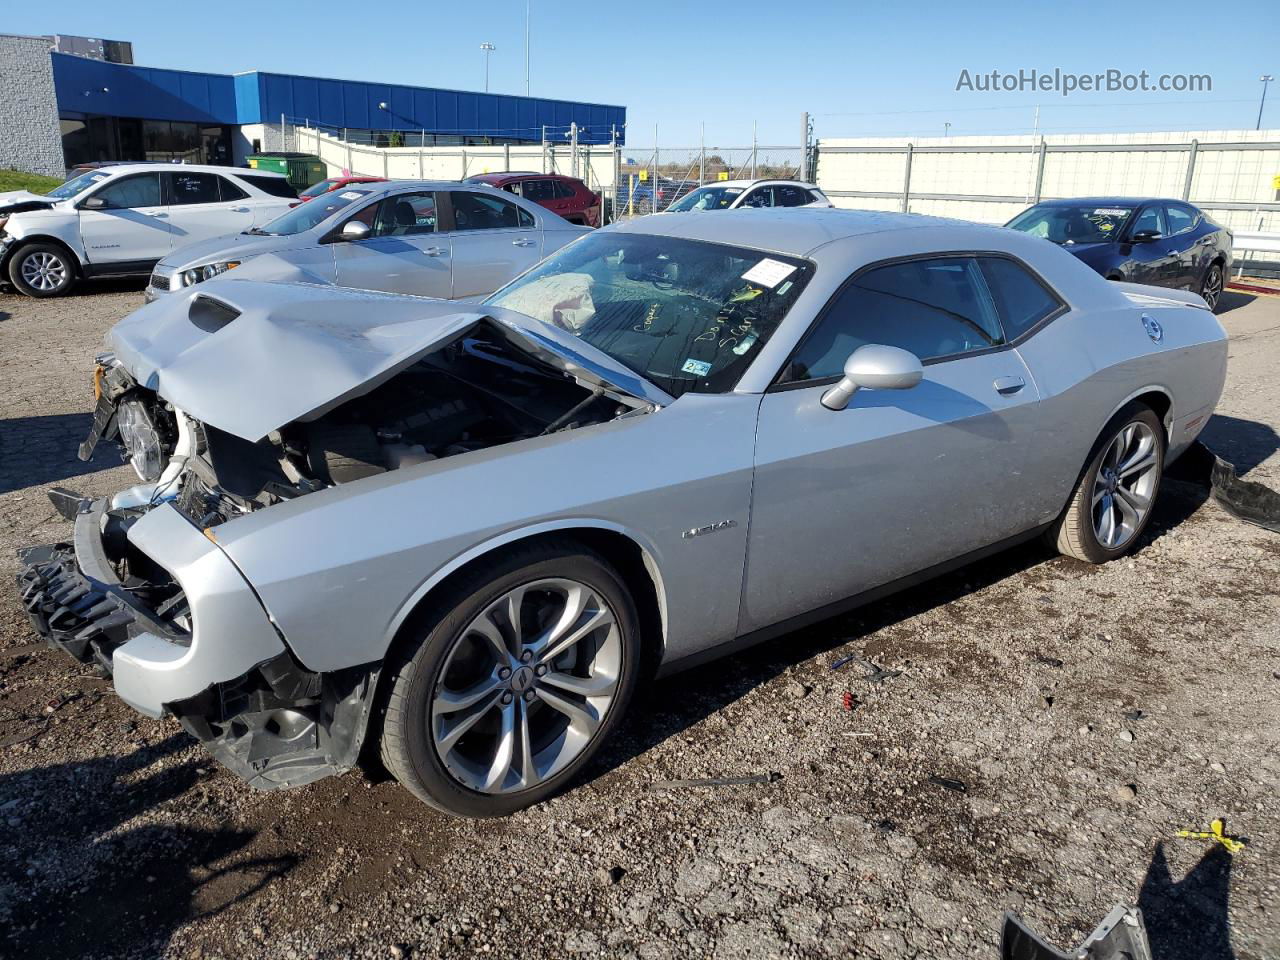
(1232, 232, 1280, 278)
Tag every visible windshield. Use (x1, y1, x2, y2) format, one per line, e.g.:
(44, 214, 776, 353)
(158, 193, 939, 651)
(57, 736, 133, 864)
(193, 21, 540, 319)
(668, 185, 744, 212)
(255, 188, 375, 236)
(486, 233, 813, 399)
(1007, 203, 1134, 244)
(46, 170, 112, 200)
(299, 178, 341, 199)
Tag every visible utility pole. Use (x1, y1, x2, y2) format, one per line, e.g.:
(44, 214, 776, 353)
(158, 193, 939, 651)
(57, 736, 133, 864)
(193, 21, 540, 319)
(699, 121, 706, 185)
(799, 112, 808, 181)
(524, 0, 531, 96)
(944, 121, 951, 137)
(480, 43, 495, 93)
(570, 122, 578, 178)
(1259, 75, 1275, 131)
(750, 120, 757, 179)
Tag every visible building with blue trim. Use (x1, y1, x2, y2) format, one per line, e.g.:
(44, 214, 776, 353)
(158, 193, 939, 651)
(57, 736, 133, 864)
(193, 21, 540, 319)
(28, 42, 625, 172)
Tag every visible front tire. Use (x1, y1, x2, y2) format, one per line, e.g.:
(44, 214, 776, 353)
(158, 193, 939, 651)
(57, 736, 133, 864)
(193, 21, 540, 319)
(1200, 262, 1224, 312)
(7, 243, 77, 298)
(1050, 404, 1165, 564)
(378, 541, 641, 817)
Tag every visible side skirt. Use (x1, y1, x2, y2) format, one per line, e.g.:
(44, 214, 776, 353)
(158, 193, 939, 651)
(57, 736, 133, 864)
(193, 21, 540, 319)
(655, 523, 1052, 678)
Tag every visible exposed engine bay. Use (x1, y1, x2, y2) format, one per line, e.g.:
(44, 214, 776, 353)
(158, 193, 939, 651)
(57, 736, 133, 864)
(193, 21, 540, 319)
(91, 320, 637, 530)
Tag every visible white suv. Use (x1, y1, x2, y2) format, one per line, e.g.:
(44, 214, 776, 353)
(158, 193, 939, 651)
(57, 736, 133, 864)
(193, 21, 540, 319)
(0, 164, 297, 298)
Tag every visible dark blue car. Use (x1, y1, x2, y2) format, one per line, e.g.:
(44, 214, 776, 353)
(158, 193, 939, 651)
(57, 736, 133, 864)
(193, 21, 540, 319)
(1006, 197, 1232, 311)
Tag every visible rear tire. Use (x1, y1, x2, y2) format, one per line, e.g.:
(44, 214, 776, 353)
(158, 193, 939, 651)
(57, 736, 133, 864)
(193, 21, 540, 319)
(1050, 404, 1165, 564)
(378, 541, 641, 818)
(7, 243, 77, 298)
(1200, 262, 1224, 312)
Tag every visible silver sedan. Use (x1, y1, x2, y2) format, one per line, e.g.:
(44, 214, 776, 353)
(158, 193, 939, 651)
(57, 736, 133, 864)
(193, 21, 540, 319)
(18, 208, 1227, 817)
(144, 179, 588, 302)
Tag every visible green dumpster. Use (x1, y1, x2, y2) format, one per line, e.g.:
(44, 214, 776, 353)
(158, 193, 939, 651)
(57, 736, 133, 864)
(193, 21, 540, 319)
(246, 152, 326, 191)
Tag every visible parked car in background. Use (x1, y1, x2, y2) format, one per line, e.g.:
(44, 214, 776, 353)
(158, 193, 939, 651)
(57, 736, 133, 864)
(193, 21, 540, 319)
(615, 175, 698, 213)
(667, 179, 833, 212)
(147, 179, 588, 301)
(466, 173, 601, 226)
(0, 164, 297, 297)
(1005, 198, 1233, 311)
(20, 209, 1225, 817)
(291, 175, 387, 207)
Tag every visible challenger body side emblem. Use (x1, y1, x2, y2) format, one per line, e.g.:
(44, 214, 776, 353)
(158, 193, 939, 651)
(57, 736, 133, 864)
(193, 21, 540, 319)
(682, 519, 738, 539)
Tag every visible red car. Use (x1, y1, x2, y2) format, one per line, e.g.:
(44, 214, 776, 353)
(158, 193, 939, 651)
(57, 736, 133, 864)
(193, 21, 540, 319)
(465, 172, 601, 227)
(290, 175, 387, 207)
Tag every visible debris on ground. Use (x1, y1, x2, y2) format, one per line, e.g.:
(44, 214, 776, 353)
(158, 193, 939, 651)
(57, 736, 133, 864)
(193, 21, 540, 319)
(927, 775, 967, 793)
(1001, 904, 1152, 960)
(1176, 818, 1248, 855)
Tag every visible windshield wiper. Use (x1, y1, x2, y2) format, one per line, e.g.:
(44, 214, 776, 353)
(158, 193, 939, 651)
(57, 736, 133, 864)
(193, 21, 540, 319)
(242, 227, 271, 236)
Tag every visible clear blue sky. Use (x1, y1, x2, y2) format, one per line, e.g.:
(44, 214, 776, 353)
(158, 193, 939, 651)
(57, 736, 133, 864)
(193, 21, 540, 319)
(8, 0, 1278, 150)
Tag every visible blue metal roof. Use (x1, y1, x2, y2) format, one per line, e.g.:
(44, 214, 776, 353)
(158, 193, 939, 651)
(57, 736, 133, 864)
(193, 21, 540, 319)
(52, 54, 625, 144)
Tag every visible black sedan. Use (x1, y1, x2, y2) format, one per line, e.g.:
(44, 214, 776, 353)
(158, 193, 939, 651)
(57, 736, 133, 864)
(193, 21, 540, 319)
(1006, 197, 1232, 310)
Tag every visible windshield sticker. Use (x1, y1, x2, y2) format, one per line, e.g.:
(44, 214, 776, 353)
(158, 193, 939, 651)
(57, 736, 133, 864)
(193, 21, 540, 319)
(90, 174, 109, 183)
(339, 191, 366, 200)
(681, 358, 712, 377)
(1093, 208, 1129, 216)
(732, 332, 759, 356)
(741, 258, 797, 289)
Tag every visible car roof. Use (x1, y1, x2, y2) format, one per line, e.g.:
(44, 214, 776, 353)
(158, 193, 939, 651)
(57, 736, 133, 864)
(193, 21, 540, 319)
(89, 163, 289, 179)
(1032, 197, 1185, 207)
(469, 172, 579, 183)
(609, 207, 992, 257)
(697, 179, 818, 189)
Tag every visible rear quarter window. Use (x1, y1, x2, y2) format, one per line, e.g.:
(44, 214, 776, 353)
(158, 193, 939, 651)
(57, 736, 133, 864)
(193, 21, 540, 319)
(239, 175, 297, 199)
(978, 257, 1064, 341)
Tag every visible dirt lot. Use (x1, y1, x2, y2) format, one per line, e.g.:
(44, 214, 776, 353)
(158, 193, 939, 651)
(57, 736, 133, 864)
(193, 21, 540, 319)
(0, 281, 1277, 960)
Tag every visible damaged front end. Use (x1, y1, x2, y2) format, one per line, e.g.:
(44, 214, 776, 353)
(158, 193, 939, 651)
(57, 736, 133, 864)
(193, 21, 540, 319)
(17, 281, 655, 790)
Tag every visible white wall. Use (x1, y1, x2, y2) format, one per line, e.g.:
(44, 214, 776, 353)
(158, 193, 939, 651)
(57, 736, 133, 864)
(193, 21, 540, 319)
(291, 127, 621, 190)
(815, 129, 1280, 268)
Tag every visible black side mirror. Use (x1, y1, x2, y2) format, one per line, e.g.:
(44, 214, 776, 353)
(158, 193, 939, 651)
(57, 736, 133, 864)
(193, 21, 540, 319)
(1130, 229, 1162, 243)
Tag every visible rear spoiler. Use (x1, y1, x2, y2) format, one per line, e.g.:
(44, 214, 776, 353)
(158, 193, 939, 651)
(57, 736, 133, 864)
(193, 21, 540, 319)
(1112, 281, 1210, 310)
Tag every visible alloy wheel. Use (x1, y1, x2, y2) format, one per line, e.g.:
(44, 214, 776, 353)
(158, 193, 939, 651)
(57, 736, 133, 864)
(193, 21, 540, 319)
(1092, 421, 1159, 549)
(430, 577, 622, 794)
(1202, 266, 1223, 310)
(20, 252, 68, 292)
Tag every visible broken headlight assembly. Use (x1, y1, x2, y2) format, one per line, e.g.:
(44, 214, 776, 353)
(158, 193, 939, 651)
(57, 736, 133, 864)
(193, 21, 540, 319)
(116, 398, 167, 481)
(177, 260, 241, 288)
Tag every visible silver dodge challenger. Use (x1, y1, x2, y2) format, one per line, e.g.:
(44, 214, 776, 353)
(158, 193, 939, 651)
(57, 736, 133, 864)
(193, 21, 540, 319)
(17, 209, 1227, 817)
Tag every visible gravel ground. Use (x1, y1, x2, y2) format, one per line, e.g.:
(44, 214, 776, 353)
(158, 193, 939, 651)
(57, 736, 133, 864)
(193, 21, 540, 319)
(0, 280, 1278, 960)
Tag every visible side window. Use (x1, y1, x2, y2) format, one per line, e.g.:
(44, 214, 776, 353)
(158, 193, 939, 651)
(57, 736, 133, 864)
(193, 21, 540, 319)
(520, 180, 554, 202)
(786, 257, 1003, 381)
(167, 173, 221, 206)
(91, 173, 161, 209)
(1164, 204, 1198, 237)
(773, 185, 810, 207)
(553, 180, 578, 199)
(450, 191, 535, 230)
(371, 192, 438, 237)
(739, 187, 773, 208)
(1130, 205, 1166, 237)
(218, 177, 249, 202)
(240, 175, 297, 199)
(978, 257, 1063, 341)
(808, 189, 827, 204)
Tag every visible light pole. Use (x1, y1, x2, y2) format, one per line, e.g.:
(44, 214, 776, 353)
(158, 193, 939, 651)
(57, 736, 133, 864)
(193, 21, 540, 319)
(480, 42, 496, 93)
(524, 0, 531, 96)
(1259, 75, 1275, 131)
(944, 121, 951, 138)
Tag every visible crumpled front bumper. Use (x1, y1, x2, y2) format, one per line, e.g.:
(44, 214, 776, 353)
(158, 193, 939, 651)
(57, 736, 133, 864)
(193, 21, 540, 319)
(17, 495, 287, 718)
(17, 492, 380, 790)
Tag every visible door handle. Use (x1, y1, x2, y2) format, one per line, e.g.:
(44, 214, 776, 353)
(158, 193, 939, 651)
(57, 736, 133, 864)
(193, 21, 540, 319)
(511, 238, 535, 247)
(231, 207, 250, 213)
(142, 210, 167, 218)
(993, 376, 1025, 395)
(421, 246, 446, 257)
